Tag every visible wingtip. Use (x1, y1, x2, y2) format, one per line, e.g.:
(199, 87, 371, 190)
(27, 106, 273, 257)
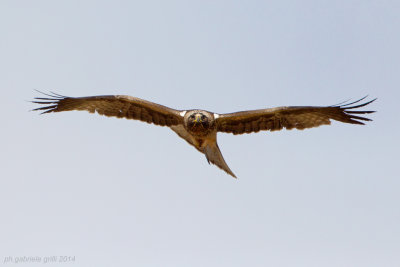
(332, 96, 377, 108)
(33, 89, 65, 99)
(328, 96, 377, 125)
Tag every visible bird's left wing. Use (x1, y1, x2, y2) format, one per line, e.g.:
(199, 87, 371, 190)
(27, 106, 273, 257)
(32, 91, 184, 127)
(216, 97, 376, 135)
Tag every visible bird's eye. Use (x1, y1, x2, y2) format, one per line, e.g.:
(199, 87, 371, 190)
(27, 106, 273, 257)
(201, 115, 207, 120)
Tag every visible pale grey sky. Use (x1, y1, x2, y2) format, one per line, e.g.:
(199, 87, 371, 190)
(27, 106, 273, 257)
(1, 1, 399, 266)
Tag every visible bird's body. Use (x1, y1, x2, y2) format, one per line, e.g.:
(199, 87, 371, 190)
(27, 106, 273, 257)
(33, 92, 376, 178)
(170, 109, 235, 177)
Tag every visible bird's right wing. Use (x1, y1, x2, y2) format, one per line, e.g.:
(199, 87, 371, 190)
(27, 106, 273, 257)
(32, 91, 184, 127)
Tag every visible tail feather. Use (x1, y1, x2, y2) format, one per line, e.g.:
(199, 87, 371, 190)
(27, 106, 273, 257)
(204, 143, 237, 178)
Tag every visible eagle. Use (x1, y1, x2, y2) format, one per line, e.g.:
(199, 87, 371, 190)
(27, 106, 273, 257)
(32, 92, 376, 178)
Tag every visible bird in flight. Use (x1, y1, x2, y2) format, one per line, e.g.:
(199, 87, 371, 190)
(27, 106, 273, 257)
(32, 92, 376, 178)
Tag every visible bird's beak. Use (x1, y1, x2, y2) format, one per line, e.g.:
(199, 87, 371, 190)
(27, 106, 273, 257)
(195, 114, 202, 123)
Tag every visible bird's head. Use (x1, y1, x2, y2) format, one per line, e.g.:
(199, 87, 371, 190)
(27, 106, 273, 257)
(185, 110, 214, 135)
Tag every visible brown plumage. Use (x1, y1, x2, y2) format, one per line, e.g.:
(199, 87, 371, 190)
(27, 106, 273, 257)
(33, 92, 183, 126)
(217, 98, 376, 134)
(32, 91, 376, 178)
